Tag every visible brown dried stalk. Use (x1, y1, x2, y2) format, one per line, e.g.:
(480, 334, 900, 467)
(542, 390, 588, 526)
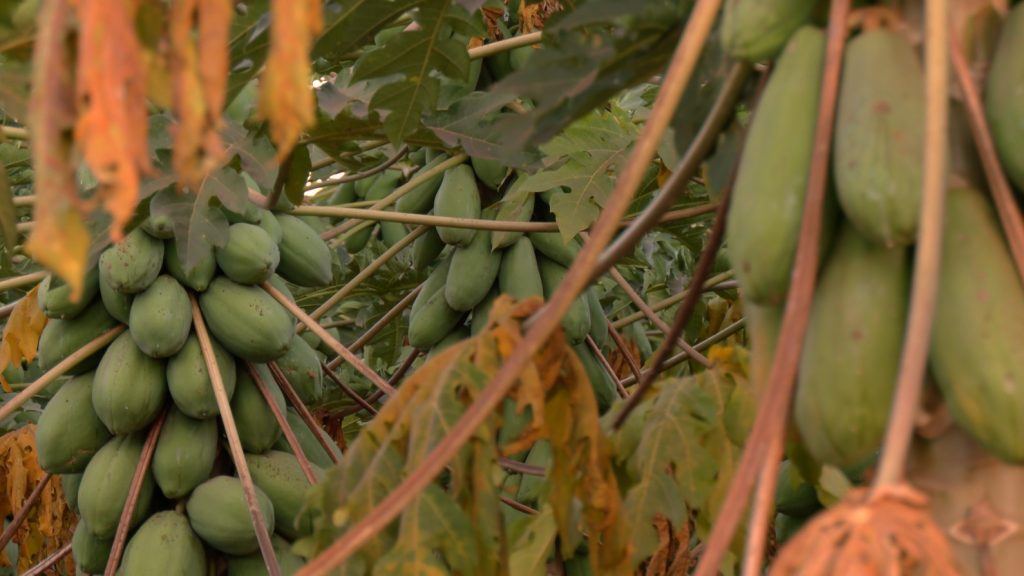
(247, 362, 319, 484)
(269, 361, 340, 465)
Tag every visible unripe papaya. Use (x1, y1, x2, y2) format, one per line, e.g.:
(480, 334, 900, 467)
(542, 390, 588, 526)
(834, 29, 924, 247)
(227, 535, 306, 576)
(426, 326, 471, 360)
(38, 299, 118, 375)
(412, 224, 445, 271)
(434, 164, 481, 246)
(527, 231, 579, 268)
(199, 277, 295, 362)
(140, 213, 175, 239)
(572, 343, 617, 413)
(62, 473, 82, 512)
(380, 220, 408, 247)
(93, 331, 167, 434)
(537, 256, 591, 345)
(396, 154, 448, 214)
(774, 459, 820, 516)
(275, 334, 323, 405)
(275, 214, 333, 287)
(298, 325, 341, 357)
(245, 451, 324, 539)
(930, 187, 1024, 463)
(985, 3, 1024, 191)
(231, 363, 286, 453)
(128, 275, 192, 358)
(78, 434, 155, 538)
(344, 223, 373, 254)
(408, 256, 464, 349)
(470, 287, 499, 335)
(165, 239, 216, 292)
(152, 407, 218, 499)
(775, 513, 811, 545)
(721, 0, 815, 62)
(267, 274, 296, 304)
(272, 408, 341, 469)
(329, 181, 356, 212)
(166, 332, 237, 419)
(471, 156, 508, 190)
(510, 45, 533, 71)
(98, 227, 164, 294)
(41, 268, 99, 320)
(217, 223, 281, 285)
(353, 174, 375, 198)
(491, 188, 535, 250)
(257, 208, 283, 244)
(120, 510, 206, 576)
(795, 224, 909, 468)
(499, 237, 543, 300)
(187, 476, 276, 555)
(224, 199, 263, 224)
(99, 264, 133, 323)
(585, 288, 610, 350)
(72, 520, 114, 574)
(445, 220, 501, 311)
(36, 372, 111, 474)
(726, 27, 830, 305)
(365, 170, 403, 202)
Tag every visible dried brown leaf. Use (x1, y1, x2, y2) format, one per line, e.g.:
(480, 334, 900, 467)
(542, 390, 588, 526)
(771, 484, 963, 576)
(258, 0, 322, 162)
(74, 0, 152, 241)
(0, 285, 47, 393)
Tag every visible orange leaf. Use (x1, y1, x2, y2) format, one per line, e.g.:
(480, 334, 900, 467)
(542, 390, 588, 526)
(73, 0, 151, 241)
(0, 285, 48, 392)
(258, 0, 322, 162)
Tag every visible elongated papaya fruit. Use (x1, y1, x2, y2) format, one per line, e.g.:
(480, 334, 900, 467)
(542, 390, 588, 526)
(272, 408, 342, 469)
(275, 334, 323, 405)
(833, 29, 924, 247)
(152, 407, 218, 499)
(499, 237, 543, 300)
(128, 275, 192, 358)
(471, 156, 509, 190)
(217, 223, 281, 285)
(78, 434, 155, 538)
(187, 476, 276, 555)
(245, 451, 324, 539)
(491, 187, 535, 250)
(41, 268, 99, 320)
(141, 212, 175, 239)
(37, 299, 118, 375)
(434, 164, 481, 246)
(537, 256, 591, 345)
(227, 535, 306, 576)
(36, 372, 111, 473)
(257, 208, 283, 243)
(527, 231, 580, 268)
(167, 333, 237, 419)
(199, 277, 294, 362)
(986, 3, 1024, 191)
(72, 520, 114, 574)
(93, 331, 167, 434)
(445, 217, 501, 311)
(408, 256, 464, 349)
(572, 343, 618, 412)
(120, 511, 206, 576)
(470, 287, 498, 335)
(62, 473, 82, 512)
(721, 0, 815, 62)
(412, 224, 445, 271)
(165, 238, 217, 292)
(99, 263, 133, 323)
(98, 227, 164, 294)
(794, 223, 908, 468)
(426, 326, 471, 360)
(930, 187, 1024, 463)
(585, 288, 610, 350)
(725, 27, 829, 305)
(231, 363, 286, 454)
(396, 154, 448, 214)
(275, 214, 332, 287)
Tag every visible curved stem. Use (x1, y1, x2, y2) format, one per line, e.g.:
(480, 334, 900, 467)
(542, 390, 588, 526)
(872, 0, 948, 490)
(468, 31, 543, 60)
(294, 0, 723, 570)
(322, 362, 379, 416)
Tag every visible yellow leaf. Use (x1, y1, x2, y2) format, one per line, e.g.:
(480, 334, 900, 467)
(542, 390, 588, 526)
(0, 285, 48, 392)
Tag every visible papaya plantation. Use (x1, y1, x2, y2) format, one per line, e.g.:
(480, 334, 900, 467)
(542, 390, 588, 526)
(1, 0, 1024, 574)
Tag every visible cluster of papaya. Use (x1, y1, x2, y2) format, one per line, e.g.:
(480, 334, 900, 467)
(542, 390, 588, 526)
(32, 197, 345, 574)
(723, 4, 1024, 478)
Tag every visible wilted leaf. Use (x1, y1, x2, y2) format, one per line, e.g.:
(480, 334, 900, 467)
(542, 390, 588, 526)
(74, 0, 152, 241)
(258, 0, 322, 160)
(0, 285, 46, 393)
(424, 90, 539, 167)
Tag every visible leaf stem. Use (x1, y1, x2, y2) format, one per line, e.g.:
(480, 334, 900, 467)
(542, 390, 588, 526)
(609, 270, 733, 328)
(247, 362, 320, 483)
(871, 0, 948, 490)
(268, 361, 342, 465)
(0, 126, 28, 141)
(322, 362, 379, 416)
(585, 334, 627, 397)
(0, 270, 46, 292)
(324, 283, 424, 370)
(468, 31, 543, 60)
(740, 433, 784, 576)
(616, 318, 745, 388)
(607, 324, 643, 383)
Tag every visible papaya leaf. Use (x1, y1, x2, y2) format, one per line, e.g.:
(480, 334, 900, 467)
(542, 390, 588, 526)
(622, 471, 687, 568)
(507, 504, 558, 576)
(0, 286, 46, 393)
(424, 90, 538, 167)
(226, 0, 271, 104)
(149, 169, 240, 274)
(314, 0, 423, 64)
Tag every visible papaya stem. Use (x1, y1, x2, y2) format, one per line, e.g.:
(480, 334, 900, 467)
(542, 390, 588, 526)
(693, 0, 852, 571)
(0, 472, 51, 552)
(608, 270, 733, 327)
(294, 0, 722, 569)
(302, 145, 409, 192)
(740, 433, 784, 576)
(0, 270, 46, 292)
(584, 334, 628, 397)
(247, 362, 320, 483)
(103, 409, 166, 576)
(0, 126, 28, 141)
(268, 361, 341, 465)
(872, 0, 949, 491)
(615, 318, 745, 388)
(190, 296, 281, 576)
(0, 324, 125, 424)
(468, 31, 542, 60)
(322, 362, 379, 416)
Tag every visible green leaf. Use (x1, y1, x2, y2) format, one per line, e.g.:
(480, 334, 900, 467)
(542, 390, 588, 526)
(622, 471, 687, 568)
(507, 504, 558, 576)
(150, 186, 228, 275)
(375, 484, 479, 576)
(424, 91, 538, 167)
(314, 0, 424, 64)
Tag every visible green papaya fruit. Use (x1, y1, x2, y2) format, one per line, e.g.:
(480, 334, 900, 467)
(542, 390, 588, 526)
(434, 164, 481, 246)
(199, 277, 295, 362)
(516, 439, 552, 504)
(491, 188, 535, 250)
(470, 287, 499, 335)
(499, 237, 543, 300)
(298, 325, 341, 358)
(167, 332, 237, 419)
(275, 334, 324, 405)
(38, 300, 118, 375)
(353, 174, 375, 199)
(275, 214, 332, 287)
(510, 45, 533, 71)
(395, 154, 449, 214)
(775, 513, 811, 545)
(78, 434, 155, 538)
(298, 215, 332, 235)
(537, 256, 591, 345)
(267, 274, 296, 303)
(774, 460, 820, 516)
(272, 408, 341, 469)
(426, 326, 471, 360)
(152, 407, 218, 499)
(99, 264, 133, 322)
(408, 256, 464, 349)
(120, 511, 206, 576)
(585, 288, 610, 350)
(834, 29, 924, 247)
(795, 224, 908, 468)
(471, 156, 508, 190)
(186, 476, 276, 555)
(572, 343, 617, 412)
(98, 227, 164, 294)
(380, 220, 408, 248)
(36, 372, 111, 474)
(231, 363, 286, 454)
(527, 231, 579, 268)
(62, 473, 82, 512)
(721, 0, 815, 61)
(227, 535, 306, 576)
(128, 275, 192, 358)
(257, 208, 283, 244)
(329, 182, 356, 211)
(72, 520, 114, 574)
(245, 451, 323, 539)
(412, 225, 445, 272)
(364, 171, 403, 203)
(224, 199, 263, 224)
(726, 27, 829, 305)
(92, 331, 167, 434)
(986, 3, 1024, 191)
(140, 212, 175, 239)
(217, 223, 281, 285)
(343, 224, 373, 254)
(445, 221, 501, 311)
(41, 268, 100, 320)
(930, 187, 1024, 463)
(165, 239, 217, 292)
